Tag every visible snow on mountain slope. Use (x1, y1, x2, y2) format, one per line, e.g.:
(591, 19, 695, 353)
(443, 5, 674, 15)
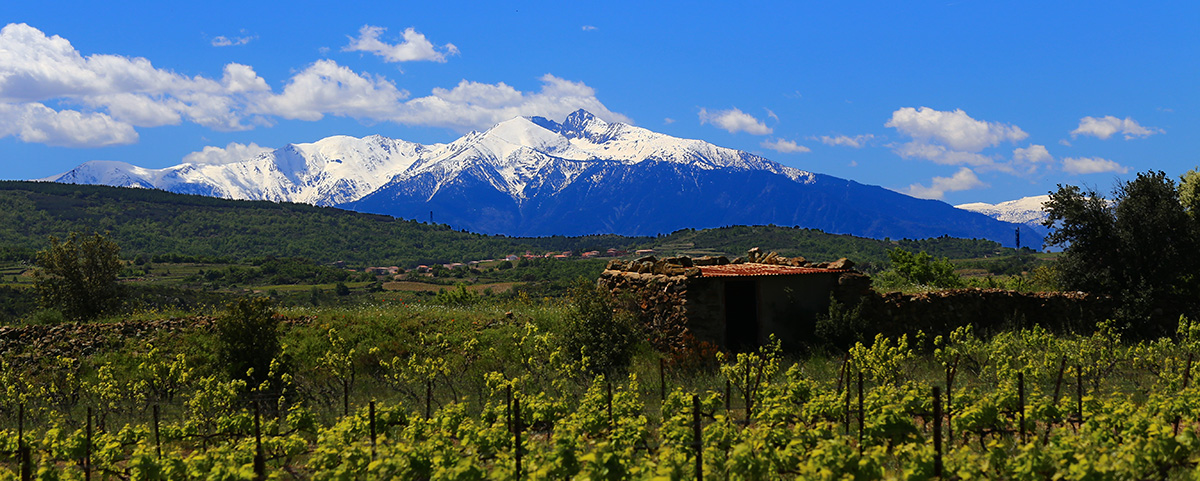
(956, 195, 1052, 243)
(45, 109, 1041, 246)
(47, 109, 812, 206)
(47, 135, 429, 206)
(956, 195, 1050, 226)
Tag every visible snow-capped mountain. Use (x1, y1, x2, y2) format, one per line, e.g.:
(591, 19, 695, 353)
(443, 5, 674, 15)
(46, 109, 1040, 248)
(46, 135, 427, 205)
(956, 195, 1051, 238)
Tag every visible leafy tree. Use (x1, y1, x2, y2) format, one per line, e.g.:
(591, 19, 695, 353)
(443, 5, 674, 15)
(564, 279, 640, 375)
(886, 248, 963, 288)
(1181, 167, 1200, 219)
(1044, 171, 1200, 335)
(32, 232, 124, 321)
(215, 296, 281, 387)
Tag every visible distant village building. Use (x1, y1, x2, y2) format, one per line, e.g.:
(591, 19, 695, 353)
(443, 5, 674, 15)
(598, 249, 870, 351)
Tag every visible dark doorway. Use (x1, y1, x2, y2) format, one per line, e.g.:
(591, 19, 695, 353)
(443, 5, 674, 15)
(724, 280, 758, 352)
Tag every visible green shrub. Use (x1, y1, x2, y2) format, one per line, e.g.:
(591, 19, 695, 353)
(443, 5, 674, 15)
(563, 280, 640, 375)
(887, 248, 963, 288)
(814, 295, 870, 350)
(215, 296, 281, 387)
(435, 283, 479, 305)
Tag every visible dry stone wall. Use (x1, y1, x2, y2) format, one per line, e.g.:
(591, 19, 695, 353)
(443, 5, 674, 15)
(858, 288, 1115, 339)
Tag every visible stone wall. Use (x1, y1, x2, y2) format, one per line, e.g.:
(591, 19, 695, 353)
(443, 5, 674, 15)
(597, 249, 1114, 351)
(597, 250, 869, 351)
(857, 288, 1115, 339)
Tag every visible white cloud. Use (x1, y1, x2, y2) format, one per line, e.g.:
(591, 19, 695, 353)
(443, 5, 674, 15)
(887, 107, 1027, 152)
(816, 134, 875, 148)
(760, 139, 810, 153)
(0, 24, 628, 146)
(211, 35, 255, 47)
(906, 167, 987, 200)
(182, 142, 272, 165)
(0, 102, 137, 147)
(663, 117, 675, 124)
(343, 25, 459, 64)
(582, 25, 598, 31)
(391, 74, 630, 131)
(1070, 115, 1161, 140)
(0, 23, 271, 140)
(698, 107, 772, 135)
(764, 108, 779, 123)
(1062, 156, 1129, 175)
(253, 59, 409, 121)
(893, 141, 995, 167)
(1012, 144, 1052, 173)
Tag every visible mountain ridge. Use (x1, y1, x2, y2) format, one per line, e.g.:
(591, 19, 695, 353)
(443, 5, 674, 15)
(45, 109, 1040, 248)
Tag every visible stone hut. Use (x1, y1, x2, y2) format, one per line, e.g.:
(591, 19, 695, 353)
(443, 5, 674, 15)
(598, 248, 871, 351)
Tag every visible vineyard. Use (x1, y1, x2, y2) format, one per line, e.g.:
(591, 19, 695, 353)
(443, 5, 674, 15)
(3, 300, 1200, 480)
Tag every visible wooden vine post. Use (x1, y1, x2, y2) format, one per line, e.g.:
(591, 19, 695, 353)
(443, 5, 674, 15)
(85, 407, 92, 481)
(693, 394, 703, 481)
(933, 386, 943, 479)
(153, 404, 162, 460)
(369, 401, 377, 460)
(1018, 372, 1026, 443)
(857, 371, 864, 454)
(514, 396, 523, 479)
(253, 402, 265, 481)
(19, 404, 30, 481)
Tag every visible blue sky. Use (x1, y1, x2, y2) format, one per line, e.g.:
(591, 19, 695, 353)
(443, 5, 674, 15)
(1, 1, 1196, 205)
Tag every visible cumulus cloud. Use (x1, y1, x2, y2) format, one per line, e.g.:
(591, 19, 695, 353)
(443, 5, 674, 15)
(211, 35, 255, 47)
(343, 25, 459, 63)
(1011, 144, 1053, 173)
(0, 23, 628, 146)
(887, 107, 1027, 152)
(906, 167, 987, 200)
(816, 134, 875, 148)
(391, 74, 631, 131)
(253, 59, 410, 121)
(893, 142, 994, 167)
(0, 102, 137, 147)
(698, 107, 772, 135)
(1062, 156, 1129, 175)
(886, 107, 1030, 173)
(0, 23, 272, 141)
(1070, 115, 1162, 140)
(760, 139, 810, 154)
(182, 142, 272, 165)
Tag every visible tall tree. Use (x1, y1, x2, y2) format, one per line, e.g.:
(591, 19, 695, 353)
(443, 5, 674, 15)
(32, 232, 124, 321)
(1043, 171, 1200, 336)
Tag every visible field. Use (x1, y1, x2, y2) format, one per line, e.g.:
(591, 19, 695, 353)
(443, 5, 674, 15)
(2, 295, 1200, 479)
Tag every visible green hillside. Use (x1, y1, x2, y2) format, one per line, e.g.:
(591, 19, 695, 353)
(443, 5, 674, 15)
(0, 181, 1016, 268)
(0, 181, 648, 266)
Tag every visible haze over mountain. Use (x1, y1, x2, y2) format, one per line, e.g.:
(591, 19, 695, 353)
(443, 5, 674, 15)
(46, 110, 1040, 248)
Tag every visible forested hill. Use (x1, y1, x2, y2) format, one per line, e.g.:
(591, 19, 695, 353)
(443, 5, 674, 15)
(0, 182, 1014, 267)
(0, 181, 645, 266)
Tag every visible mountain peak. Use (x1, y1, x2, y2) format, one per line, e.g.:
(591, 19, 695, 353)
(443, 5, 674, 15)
(563, 109, 597, 129)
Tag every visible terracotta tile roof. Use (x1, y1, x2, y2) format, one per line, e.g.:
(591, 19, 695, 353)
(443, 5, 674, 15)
(698, 263, 849, 278)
